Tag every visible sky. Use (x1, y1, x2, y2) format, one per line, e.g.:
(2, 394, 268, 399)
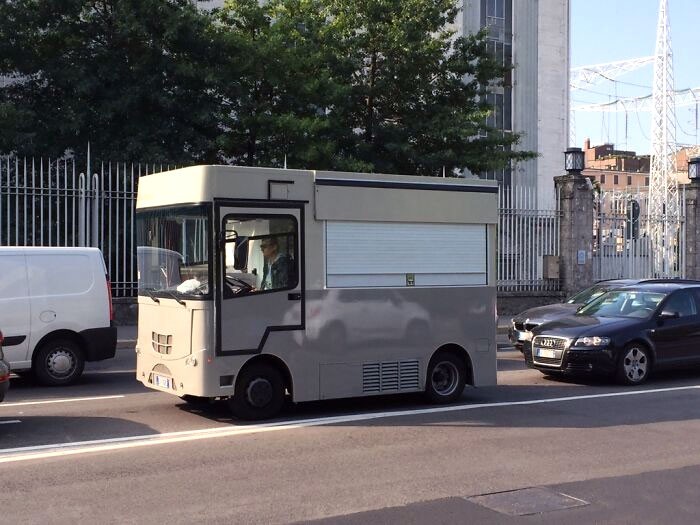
(571, 0, 700, 155)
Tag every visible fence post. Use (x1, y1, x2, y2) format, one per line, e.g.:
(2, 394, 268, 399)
(554, 173, 594, 297)
(685, 180, 700, 279)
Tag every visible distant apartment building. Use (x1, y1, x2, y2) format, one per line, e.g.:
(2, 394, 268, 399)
(582, 138, 650, 190)
(458, 0, 569, 209)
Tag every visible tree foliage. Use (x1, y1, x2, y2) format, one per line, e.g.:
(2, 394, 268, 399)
(0, 0, 221, 162)
(0, 0, 535, 175)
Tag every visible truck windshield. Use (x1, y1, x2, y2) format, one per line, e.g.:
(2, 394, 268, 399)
(136, 205, 211, 298)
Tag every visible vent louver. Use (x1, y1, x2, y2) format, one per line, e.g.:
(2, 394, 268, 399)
(363, 360, 420, 393)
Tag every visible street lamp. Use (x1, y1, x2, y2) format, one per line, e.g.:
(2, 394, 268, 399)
(564, 147, 585, 175)
(688, 156, 700, 182)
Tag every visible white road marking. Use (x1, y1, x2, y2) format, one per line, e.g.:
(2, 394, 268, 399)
(0, 395, 125, 408)
(1, 384, 700, 464)
(0, 420, 21, 425)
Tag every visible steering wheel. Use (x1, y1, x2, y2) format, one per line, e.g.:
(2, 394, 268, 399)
(225, 276, 253, 294)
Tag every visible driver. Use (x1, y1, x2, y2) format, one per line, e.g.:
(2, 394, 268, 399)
(260, 237, 293, 290)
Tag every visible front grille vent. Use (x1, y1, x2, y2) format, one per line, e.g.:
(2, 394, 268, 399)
(363, 360, 420, 393)
(152, 331, 173, 354)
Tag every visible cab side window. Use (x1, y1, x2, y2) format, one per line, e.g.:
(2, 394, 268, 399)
(663, 290, 697, 318)
(222, 215, 298, 297)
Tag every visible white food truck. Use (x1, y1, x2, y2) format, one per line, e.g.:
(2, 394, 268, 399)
(135, 165, 497, 419)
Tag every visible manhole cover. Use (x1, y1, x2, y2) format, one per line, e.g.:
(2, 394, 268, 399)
(466, 487, 589, 516)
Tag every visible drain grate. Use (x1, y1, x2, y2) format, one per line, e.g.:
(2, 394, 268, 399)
(466, 487, 589, 516)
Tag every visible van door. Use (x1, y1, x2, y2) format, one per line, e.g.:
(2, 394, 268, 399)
(216, 204, 304, 355)
(0, 253, 31, 365)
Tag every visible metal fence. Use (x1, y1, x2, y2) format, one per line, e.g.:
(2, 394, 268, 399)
(593, 187, 686, 280)
(2, 155, 564, 296)
(498, 186, 562, 292)
(0, 156, 170, 297)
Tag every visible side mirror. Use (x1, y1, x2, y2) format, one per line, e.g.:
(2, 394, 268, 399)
(233, 238, 249, 271)
(658, 310, 680, 321)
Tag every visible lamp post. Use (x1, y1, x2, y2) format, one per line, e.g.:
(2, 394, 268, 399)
(564, 147, 585, 175)
(688, 156, 700, 184)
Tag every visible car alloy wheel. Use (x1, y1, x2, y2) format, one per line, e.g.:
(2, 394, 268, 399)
(618, 344, 650, 385)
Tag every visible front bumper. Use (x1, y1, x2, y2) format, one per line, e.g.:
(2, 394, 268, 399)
(524, 343, 617, 376)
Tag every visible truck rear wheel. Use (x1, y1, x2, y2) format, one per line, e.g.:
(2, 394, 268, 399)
(425, 351, 465, 404)
(228, 363, 285, 420)
(34, 339, 85, 386)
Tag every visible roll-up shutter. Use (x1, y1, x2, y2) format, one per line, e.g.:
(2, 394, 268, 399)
(326, 221, 487, 288)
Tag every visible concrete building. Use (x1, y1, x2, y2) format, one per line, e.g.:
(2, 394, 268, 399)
(459, 0, 569, 209)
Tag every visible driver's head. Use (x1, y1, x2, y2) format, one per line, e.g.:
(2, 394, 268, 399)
(260, 238, 278, 260)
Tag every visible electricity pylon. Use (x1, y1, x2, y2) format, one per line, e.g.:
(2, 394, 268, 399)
(648, 0, 680, 277)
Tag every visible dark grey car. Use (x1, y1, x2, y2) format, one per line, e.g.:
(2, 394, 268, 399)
(508, 279, 649, 350)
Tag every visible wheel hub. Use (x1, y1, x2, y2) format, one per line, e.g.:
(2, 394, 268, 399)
(47, 350, 74, 376)
(246, 378, 273, 408)
(431, 361, 459, 396)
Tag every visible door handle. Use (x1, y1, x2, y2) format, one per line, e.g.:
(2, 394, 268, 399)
(288, 293, 302, 301)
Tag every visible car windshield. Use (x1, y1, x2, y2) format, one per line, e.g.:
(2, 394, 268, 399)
(577, 290, 667, 319)
(136, 205, 211, 298)
(565, 284, 612, 305)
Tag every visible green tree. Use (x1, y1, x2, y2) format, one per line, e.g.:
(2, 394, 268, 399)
(320, 0, 535, 175)
(0, 0, 221, 162)
(213, 0, 350, 169)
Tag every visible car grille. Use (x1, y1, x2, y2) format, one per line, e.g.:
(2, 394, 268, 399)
(532, 336, 568, 351)
(531, 336, 569, 367)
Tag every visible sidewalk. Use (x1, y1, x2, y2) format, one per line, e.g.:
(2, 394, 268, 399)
(117, 317, 512, 346)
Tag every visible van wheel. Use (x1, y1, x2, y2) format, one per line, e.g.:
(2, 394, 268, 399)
(228, 363, 285, 420)
(34, 339, 85, 386)
(425, 351, 465, 404)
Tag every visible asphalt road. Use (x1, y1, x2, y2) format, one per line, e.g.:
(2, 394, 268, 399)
(3, 337, 700, 524)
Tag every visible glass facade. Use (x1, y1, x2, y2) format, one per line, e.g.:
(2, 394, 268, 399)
(480, 0, 514, 187)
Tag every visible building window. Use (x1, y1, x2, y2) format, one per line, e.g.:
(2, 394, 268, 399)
(614, 175, 619, 185)
(645, 177, 649, 186)
(601, 174, 606, 184)
(627, 175, 632, 185)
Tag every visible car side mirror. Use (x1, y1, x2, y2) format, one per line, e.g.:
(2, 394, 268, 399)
(658, 310, 680, 321)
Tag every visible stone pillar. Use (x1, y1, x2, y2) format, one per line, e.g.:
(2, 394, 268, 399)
(685, 181, 700, 279)
(554, 174, 594, 297)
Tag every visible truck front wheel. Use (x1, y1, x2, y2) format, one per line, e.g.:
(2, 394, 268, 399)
(228, 363, 285, 420)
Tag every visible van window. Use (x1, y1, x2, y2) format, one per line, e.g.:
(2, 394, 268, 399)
(0, 255, 28, 298)
(26, 254, 94, 296)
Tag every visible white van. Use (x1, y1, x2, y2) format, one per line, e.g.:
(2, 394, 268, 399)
(0, 247, 116, 385)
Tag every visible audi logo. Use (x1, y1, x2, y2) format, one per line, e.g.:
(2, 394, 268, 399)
(540, 339, 556, 348)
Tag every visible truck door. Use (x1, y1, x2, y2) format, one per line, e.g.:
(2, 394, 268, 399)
(216, 204, 304, 355)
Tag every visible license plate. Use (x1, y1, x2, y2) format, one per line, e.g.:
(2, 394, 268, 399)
(153, 374, 171, 389)
(535, 347, 556, 359)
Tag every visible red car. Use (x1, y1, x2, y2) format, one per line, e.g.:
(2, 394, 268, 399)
(0, 330, 9, 402)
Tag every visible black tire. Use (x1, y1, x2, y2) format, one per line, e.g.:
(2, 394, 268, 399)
(425, 351, 466, 404)
(616, 343, 652, 385)
(33, 339, 85, 386)
(228, 363, 286, 420)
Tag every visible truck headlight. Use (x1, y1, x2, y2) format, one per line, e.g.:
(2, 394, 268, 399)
(573, 336, 611, 347)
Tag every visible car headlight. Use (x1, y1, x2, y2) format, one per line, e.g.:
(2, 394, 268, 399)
(573, 336, 611, 347)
